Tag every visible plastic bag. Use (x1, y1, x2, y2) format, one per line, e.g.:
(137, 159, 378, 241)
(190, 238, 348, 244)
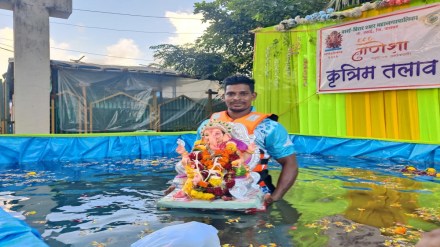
(131, 221, 220, 247)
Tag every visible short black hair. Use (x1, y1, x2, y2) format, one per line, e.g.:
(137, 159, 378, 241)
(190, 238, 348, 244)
(222, 75, 255, 92)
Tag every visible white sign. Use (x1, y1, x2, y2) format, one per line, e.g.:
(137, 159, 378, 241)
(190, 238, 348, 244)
(317, 4, 440, 93)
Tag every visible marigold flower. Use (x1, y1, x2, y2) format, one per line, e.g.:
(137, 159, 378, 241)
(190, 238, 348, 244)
(218, 156, 229, 166)
(225, 142, 237, 153)
(190, 190, 215, 200)
(204, 160, 213, 169)
(202, 153, 211, 161)
(426, 168, 437, 176)
(195, 145, 207, 151)
(394, 226, 407, 235)
(197, 180, 209, 188)
(209, 176, 222, 187)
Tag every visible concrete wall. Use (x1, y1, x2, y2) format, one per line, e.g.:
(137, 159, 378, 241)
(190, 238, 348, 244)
(0, 0, 71, 134)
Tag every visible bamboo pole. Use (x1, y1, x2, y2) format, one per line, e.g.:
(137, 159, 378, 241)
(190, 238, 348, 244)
(89, 103, 93, 133)
(51, 98, 55, 133)
(81, 85, 88, 133)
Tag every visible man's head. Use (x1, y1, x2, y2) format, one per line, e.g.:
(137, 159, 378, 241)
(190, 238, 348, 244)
(222, 75, 257, 116)
(222, 75, 255, 93)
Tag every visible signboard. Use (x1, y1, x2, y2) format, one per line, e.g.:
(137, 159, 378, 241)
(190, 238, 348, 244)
(317, 4, 440, 93)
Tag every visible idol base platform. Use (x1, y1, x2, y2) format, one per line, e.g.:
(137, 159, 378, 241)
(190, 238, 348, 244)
(157, 190, 265, 212)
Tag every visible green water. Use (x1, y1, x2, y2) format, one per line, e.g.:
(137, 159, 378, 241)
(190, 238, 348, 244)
(1, 155, 439, 247)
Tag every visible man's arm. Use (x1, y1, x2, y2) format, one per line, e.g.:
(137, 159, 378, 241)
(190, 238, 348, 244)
(264, 153, 298, 204)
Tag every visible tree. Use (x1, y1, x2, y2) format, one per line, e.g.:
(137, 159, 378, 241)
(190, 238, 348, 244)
(151, 0, 328, 81)
(149, 44, 237, 81)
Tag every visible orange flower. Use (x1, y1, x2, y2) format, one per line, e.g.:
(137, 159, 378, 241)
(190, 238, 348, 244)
(202, 153, 211, 161)
(394, 226, 407, 235)
(218, 156, 229, 166)
(197, 180, 209, 188)
(204, 160, 213, 169)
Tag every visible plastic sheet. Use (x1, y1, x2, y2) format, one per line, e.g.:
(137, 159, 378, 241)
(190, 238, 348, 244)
(2, 60, 225, 134)
(0, 134, 438, 165)
(52, 60, 223, 133)
(130, 221, 220, 247)
(0, 208, 48, 247)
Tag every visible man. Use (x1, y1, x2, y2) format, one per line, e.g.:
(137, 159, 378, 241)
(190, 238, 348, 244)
(197, 74, 299, 205)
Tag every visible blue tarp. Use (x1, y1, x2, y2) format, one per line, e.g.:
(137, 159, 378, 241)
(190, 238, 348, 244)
(0, 133, 439, 246)
(0, 134, 438, 165)
(291, 135, 440, 165)
(0, 208, 48, 247)
(0, 134, 195, 165)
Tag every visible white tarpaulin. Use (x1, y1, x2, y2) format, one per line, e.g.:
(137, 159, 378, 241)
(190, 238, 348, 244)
(317, 4, 440, 93)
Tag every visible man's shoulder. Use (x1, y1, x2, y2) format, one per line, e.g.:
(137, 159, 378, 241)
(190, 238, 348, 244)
(256, 118, 286, 134)
(260, 117, 282, 126)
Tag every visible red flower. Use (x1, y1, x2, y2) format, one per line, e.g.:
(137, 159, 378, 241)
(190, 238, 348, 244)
(229, 153, 240, 161)
(225, 179, 235, 188)
(188, 152, 202, 160)
(222, 162, 232, 170)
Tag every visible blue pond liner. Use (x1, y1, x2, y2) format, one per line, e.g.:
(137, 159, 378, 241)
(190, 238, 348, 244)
(0, 133, 439, 165)
(0, 208, 48, 247)
(0, 133, 439, 246)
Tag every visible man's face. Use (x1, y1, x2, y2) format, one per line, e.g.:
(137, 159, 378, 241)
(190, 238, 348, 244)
(224, 84, 256, 113)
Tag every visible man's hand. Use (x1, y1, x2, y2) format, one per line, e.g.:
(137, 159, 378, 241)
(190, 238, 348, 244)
(164, 185, 176, 195)
(264, 193, 275, 205)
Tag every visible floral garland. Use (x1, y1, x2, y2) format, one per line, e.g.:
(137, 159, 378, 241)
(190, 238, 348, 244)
(181, 139, 250, 200)
(275, 0, 411, 31)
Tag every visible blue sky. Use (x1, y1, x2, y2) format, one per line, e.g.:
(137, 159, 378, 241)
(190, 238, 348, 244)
(0, 0, 211, 75)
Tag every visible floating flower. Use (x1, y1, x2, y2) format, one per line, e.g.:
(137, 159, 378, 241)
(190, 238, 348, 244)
(426, 168, 436, 176)
(265, 223, 275, 228)
(26, 171, 37, 177)
(226, 217, 241, 223)
(405, 166, 417, 172)
(305, 223, 318, 228)
(394, 226, 407, 235)
(24, 211, 37, 216)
